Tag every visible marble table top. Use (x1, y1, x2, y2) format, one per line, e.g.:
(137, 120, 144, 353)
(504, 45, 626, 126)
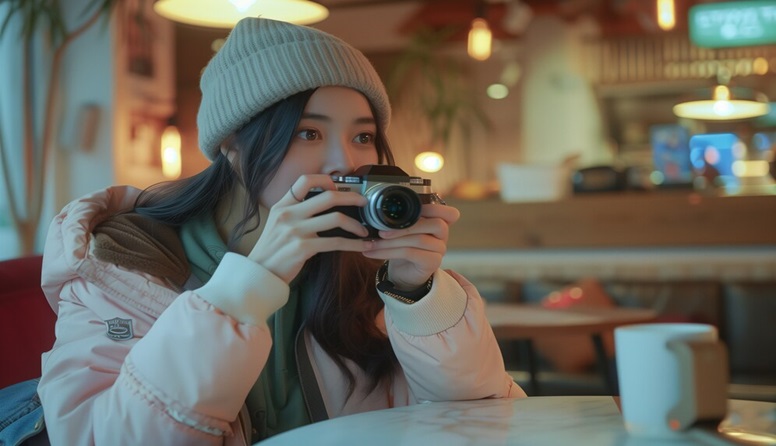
(257, 396, 776, 446)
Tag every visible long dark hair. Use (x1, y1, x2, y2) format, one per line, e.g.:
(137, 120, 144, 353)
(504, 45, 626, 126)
(135, 89, 398, 394)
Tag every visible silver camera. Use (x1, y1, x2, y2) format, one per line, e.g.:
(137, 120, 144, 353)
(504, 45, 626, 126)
(305, 165, 444, 239)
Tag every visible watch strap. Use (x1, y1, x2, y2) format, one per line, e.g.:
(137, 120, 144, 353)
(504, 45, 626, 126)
(375, 261, 433, 304)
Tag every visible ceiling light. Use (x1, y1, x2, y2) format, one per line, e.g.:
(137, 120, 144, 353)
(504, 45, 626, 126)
(153, 0, 329, 28)
(468, 18, 492, 61)
(487, 83, 509, 99)
(160, 123, 182, 179)
(415, 151, 444, 173)
(657, 0, 675, 31)
(673, 85, 770, 121)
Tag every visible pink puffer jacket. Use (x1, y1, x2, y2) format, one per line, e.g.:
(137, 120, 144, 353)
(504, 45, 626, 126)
(37, 186, 525, 446)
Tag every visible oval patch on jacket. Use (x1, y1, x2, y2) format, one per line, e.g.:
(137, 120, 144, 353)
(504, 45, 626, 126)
(105, 317, 134, 341)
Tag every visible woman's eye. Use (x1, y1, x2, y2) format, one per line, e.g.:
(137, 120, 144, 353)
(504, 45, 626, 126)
(354, 133, 374, 144)
(297, 129, 319, 141)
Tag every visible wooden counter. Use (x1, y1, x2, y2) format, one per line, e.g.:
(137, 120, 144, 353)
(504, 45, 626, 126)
(446, 191, 776, 249)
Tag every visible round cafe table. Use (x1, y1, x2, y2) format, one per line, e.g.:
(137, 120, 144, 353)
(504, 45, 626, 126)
(484, 303, 658, 395)
(256, 396, 775, 446)
(483, 303, 659, 339)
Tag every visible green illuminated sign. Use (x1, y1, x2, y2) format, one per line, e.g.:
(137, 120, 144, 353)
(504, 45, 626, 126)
(689, 1, 776, 48)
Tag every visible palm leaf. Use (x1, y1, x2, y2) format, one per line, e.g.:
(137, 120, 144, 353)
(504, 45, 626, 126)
(0, 0, 122, 45)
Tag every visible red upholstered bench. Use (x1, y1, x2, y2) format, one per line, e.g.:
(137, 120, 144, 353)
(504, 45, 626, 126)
(0, 255, 56, 389)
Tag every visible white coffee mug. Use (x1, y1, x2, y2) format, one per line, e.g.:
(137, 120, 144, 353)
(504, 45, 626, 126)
(615, 323, 728, 439)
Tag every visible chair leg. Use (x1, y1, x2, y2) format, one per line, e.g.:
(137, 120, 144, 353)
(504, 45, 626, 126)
(520, 339, 540, 396)
(592, 333, 617, 395)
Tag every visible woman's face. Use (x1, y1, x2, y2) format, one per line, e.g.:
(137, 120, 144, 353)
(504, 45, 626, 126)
(260, 86, 380, 207)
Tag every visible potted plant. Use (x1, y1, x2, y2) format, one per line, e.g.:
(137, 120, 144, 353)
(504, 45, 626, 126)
(386, 25, 490, 177)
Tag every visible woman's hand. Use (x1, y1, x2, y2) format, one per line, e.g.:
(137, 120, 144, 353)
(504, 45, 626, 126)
(248, 174, 375, 284)
(362, 201, 460, 291)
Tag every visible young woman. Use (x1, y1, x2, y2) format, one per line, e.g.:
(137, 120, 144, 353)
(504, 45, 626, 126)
(37, 17, 525, 445)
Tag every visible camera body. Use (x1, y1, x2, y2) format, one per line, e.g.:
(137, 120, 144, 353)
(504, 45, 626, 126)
(305, 165, 443, 239)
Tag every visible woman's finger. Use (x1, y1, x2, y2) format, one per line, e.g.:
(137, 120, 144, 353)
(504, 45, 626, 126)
(366, 234, 446, 257)
(297, 189, 368, 215)
(420, 203, 460, 225)
(295, 209, 371, 239)
(280, 174, 337, 206)
(378, 215, 450, 242)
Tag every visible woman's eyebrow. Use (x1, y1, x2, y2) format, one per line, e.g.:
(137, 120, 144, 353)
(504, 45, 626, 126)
(301, 112, 330, 121)
(300, 113, 376, 125)
(354, 117, 376, 125)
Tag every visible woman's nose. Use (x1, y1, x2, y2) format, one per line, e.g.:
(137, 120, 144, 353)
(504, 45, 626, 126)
(325, 140, 356, 176)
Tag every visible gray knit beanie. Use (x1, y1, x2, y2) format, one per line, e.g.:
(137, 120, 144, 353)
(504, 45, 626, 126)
(197, 17, 391, 161)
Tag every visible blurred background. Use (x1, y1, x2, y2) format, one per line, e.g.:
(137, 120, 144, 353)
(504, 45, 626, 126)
(0, 0, 775, 264)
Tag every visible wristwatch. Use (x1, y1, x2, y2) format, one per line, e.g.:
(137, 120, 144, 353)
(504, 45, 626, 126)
(375, 261, 433, 304)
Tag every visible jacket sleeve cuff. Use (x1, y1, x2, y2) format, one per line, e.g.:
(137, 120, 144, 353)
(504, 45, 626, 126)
(378, 269, 467, 336)
(194, 252, 289, 326)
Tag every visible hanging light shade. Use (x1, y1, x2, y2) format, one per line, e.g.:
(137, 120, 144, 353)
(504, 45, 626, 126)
(153, 0, 329, 28)
(673, 85, 770, 121)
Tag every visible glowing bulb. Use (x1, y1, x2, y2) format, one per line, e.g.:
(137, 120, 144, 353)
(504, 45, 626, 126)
(415, 152, 444, 173)
(468, 18, 492, 61)
(713, 85, 731, 101)
(160, 125, 182, 179)
(487, 83, 509, 99)
(657, 0, 675, 31)
(713, 100, 732, 116)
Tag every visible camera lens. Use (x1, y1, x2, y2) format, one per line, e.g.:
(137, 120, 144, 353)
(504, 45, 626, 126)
(363, 185, 422, 231)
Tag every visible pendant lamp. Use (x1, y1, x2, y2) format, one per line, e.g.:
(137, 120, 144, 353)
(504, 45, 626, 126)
(160, 118, 182, 179)
(153, 0, 329, 28)
(657, 0, 675, 31)
(673, 84, 770, 121)
(467, 0, 492, 61)
(467, 17, 492, 61)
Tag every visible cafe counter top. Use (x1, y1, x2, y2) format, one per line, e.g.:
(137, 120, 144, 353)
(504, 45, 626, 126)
(446, 191, 776, 249)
